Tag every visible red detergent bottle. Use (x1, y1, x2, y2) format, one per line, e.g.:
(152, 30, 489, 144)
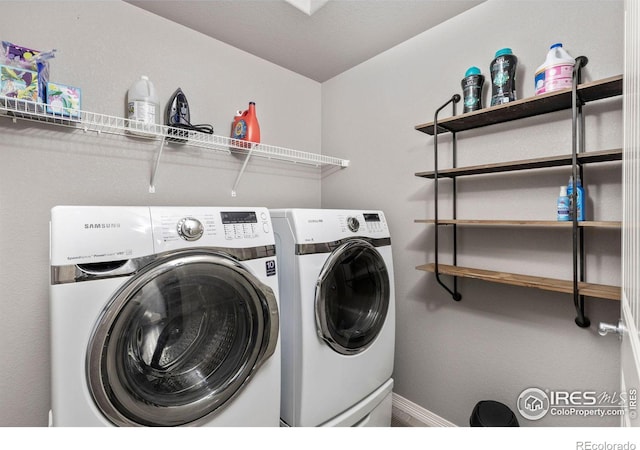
(231, 101, 260, 147)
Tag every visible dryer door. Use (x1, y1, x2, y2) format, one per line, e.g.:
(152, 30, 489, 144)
(86, 249, 278, 427)
(315, 239, 390, 355)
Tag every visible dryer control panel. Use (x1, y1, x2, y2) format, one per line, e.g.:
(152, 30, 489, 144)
(339, 212, 388, 236)
(362, 213, 386, 233)
(274, 209, 390, 244)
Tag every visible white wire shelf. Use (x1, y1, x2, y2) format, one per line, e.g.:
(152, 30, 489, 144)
(0, 98, 350, 194)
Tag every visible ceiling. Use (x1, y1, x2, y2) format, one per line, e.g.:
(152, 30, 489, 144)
(127, 0, 485, 82)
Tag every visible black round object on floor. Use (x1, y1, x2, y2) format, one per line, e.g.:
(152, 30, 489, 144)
(470, 400, 519, 427)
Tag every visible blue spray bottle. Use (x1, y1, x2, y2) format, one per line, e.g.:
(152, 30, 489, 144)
(567, 175, 585, 221)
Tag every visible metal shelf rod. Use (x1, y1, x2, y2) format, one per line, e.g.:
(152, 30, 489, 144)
(571, 56, 590, 328)
(432, 94, 462, 302)
(0, 99, 349, 193)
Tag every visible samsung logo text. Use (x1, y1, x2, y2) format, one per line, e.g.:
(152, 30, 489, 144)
(84, 223, 121, 230)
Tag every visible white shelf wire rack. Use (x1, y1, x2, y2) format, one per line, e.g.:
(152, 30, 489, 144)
(0, 98, 349, 194)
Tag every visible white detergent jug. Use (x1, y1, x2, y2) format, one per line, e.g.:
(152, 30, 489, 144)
(534, 43, 575, 95)
(127, 75, 159, 137)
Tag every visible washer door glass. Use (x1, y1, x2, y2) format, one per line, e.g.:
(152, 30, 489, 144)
(87, 250, 278, 427)
(315, 239, 390, 355)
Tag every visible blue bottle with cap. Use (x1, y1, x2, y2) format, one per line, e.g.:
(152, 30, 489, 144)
(557, 186, 570, 221)
(490, 48, 518, 106)
(567, 175, 585, 221)
(461, 66, 485, 113)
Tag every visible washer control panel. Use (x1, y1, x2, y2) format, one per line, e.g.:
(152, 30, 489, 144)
(151, 207, 274, 252)
(177, 217, 204, 241)
(221, 210, 270, 240)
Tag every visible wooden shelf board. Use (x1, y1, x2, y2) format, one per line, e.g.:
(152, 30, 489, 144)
(415, 219, 622, 228)
(415, 75, 623, 135)
(416, 263, 621, 301)
(415, 148, 622, 179)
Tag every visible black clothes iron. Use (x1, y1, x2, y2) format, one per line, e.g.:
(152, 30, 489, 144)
(165, 88, 213, 143)
(167, 88, 190, 127)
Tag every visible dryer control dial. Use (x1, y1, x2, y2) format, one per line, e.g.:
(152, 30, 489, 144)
(347, 216, 360, 233)
(177, 217, 204, 241)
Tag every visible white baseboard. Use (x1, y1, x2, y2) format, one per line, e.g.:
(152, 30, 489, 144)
(391, 393, 457, 427)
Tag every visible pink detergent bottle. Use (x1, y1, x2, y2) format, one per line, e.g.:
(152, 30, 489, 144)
(534, 43, 575, 95)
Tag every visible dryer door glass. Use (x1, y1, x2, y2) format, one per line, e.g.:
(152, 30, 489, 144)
(316, 239, 390, 355)
(86, 250, 278, 427)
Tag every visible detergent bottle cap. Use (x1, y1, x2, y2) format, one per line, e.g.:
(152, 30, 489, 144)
(495, 48, 513, 57)
(465, 66, 481, 77)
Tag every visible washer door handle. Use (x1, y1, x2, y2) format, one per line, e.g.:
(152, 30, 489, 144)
(255, 282, 279, 366)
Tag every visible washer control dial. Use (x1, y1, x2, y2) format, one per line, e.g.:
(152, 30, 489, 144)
(177, 217, 204, 241)
(347, 216, 360, 233)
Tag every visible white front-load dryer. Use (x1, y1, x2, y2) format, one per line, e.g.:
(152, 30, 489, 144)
(270, 209, 395, 427)
(50, 206, 280, 426)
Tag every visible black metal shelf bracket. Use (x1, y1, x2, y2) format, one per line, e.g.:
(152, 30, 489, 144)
(428, 57, 594, 323)
(433, 94, 462, 301)
(572, 56, 591, 328)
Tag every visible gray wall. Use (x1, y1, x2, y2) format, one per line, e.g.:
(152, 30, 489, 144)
(321, 1, 624, 426)
(0, 0, 626, 428)
(0, 1, 324, 426)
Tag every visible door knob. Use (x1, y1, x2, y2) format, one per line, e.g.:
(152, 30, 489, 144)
(598, 319, 625, 339)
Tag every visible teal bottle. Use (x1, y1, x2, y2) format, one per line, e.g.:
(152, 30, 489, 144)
(461, 66, 484, 113)
(490, 48, 518, 106)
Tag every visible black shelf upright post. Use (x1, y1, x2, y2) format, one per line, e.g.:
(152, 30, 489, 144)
(572, 56, 590, 328)
(433, 94, 462, 301)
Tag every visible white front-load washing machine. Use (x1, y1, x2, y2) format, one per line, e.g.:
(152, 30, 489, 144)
(49, 206, 280, 426)
(270, 209, 395, 427)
